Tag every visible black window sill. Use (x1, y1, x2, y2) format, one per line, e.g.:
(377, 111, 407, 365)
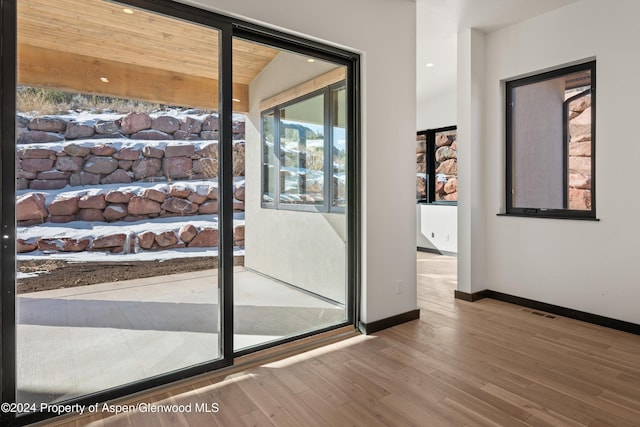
(497, 213, 600, 221)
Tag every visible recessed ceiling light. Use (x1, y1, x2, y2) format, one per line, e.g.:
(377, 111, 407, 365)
(122, 8, 134, 14)
(100, 77, 109, 83)
(307, 58, 315, 63)
(426, 63, 435, 68)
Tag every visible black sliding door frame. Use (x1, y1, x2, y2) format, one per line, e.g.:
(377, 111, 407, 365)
(1, 2, 19, 427)
(0, 0, 361, 424)
(232, 25, 361, 357)
(2, 0, 235, 424)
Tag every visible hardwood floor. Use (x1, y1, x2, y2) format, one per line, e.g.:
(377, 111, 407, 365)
(45, 252, 640, 426)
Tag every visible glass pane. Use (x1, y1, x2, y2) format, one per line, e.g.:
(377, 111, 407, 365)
(567, 90, 592, 210)
(235, 40, 348, 352)
(416, 133, 427, 200)
(262, 111, 275, 203)
(434, 129, 458, 201)
(279, 94, 325, 205)
(332, 87, 347, 208)
(16, 0, 223, 410)
(512, 76, 566, 209)
(510, 65, 593, 212)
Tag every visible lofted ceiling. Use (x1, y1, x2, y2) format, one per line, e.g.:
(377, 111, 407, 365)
(417, 0, 581, 33)
(416, 0, 581, 127)
(17, 0, 281, 113)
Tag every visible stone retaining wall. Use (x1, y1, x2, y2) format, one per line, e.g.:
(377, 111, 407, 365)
(17, 111, 244, 144)
(17, 112, 245, 191)
(17, 111, 247, 256)
(416, 129, 458, 201)
(17, 181, 245, 227)
(17, 140, 245, 191)
(17, 223, 245, 254)
(434, 130, 457, 201)
(567, 95, 592, 210)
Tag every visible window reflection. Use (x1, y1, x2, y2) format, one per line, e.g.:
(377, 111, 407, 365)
(279, 93, 325, 204)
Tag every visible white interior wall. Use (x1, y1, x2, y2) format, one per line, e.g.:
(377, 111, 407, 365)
(417, 89, 456, 132)
(416, 204, 457, 253)
(245, 53, 346, 303)
(180, 0, 418, 323)
(462, 0, 640, 324)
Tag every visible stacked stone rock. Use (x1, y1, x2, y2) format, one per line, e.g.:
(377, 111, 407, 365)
(18, 223, 246, 254)
(416, 134, 427, 199)
(567, 95, 592, 210)
(17, 111, 246, 255)
(415, 131, 457, 201)
(17, 111, 245, 144)
(17, 182, 246, 253)
(434, 131, 457, 201)
(17, 182, 247, 225)
(17, 112, 245, 191)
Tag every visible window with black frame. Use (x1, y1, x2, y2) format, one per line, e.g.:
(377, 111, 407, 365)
(416, 126, 457, 204)
(505, 60, 596, 219)
(262, 81, 346, 212)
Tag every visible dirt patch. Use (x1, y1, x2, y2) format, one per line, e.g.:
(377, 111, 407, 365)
(17, 256, 244, 294)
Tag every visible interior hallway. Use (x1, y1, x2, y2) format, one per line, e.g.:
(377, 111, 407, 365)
(46, 252, 640, 426)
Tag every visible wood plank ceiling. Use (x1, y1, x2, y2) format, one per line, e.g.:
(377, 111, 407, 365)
(17, 0, 280, 113)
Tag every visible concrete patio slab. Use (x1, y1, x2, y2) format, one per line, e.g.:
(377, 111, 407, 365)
(17, 267, 345, 406)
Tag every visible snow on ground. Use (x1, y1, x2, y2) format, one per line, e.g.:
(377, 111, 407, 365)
(18, 246, 245, 265)
(16, 177, 245, 204)
(18, 137, 220, 157)
(15, 246, 246, 279)
(20, 109, 246, 123)
(17, 212, 246, 242)
(17, 271, 49, 279)
(17, 210, 245, 266)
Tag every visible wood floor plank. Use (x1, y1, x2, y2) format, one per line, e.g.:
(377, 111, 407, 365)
(190, 379, 254, 426)
(434, 398, 490, 427)
(376, 393, 454, 427)
(250, 372, 330, 427)
(527, 382, 638, 427)
(429, 369, 532, 421)
(333, 400, 389, 427)
(233, 373, 301, 427)
(304, 355, 390, 401)
(438, 397, 503, 427)
(285, 361, 351, 406)
(240, 408, 276, 427)
(597, 389, 640, 414)
(256, 365, 309, 395)
(479, 382, 585, 427)
(401, 366, 531, 427)
(296, 389, 355, 426)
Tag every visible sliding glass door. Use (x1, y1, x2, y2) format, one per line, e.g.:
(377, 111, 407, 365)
(1, 0, 358, 424)
(5, 0, 233, 422)
(234, 39, 350, 352)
